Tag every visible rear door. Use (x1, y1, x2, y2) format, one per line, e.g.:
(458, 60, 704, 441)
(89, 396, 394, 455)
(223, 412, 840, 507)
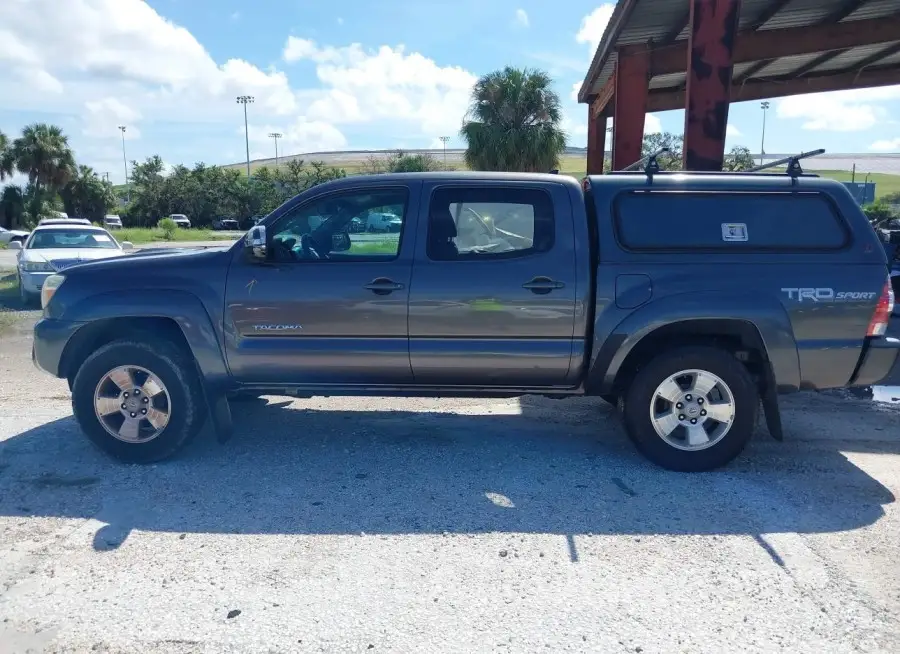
(408, 181, 578, 387)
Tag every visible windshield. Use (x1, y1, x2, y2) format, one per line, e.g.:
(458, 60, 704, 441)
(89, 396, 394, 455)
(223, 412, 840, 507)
(27, 229, 119, 250)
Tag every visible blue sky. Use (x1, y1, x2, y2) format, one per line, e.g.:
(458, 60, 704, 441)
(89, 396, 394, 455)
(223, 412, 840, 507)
(1, 0, 898, 184)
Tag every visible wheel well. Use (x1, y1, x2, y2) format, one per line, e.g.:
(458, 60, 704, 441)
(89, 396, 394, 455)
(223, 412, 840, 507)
(610, 319, 770, 397)
(61, 317, 192, 389)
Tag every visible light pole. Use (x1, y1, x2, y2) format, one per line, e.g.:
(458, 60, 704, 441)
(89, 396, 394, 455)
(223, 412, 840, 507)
(236, 95, 255, 177)
(759, 101, 770, 166)
(438, 136, 449, 166)
(118, 125, 129, 202)
(268, 132, 282, 168)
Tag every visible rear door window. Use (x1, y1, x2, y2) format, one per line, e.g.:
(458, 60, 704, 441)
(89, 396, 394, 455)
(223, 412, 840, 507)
(614, 192, 849, 251)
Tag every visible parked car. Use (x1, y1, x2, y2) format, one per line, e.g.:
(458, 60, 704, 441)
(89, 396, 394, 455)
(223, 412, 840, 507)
(103, 214, 123, 230)
(212, 218, 240, 231)
(38, 217, 92, 226)
(10, 224, 133, 305)
(30, 169, 899, 471)
(0, 226, 29, 245)
(167, 214, 191, 228)
(365, 212, 402, 233)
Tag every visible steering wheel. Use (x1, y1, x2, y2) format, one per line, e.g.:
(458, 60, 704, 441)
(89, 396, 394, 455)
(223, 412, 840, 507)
(299, 233, 324, 260)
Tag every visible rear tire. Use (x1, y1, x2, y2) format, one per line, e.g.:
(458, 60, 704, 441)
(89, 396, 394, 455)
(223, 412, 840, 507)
(72, 337, 206, 463)
(622, 346, 758, 472)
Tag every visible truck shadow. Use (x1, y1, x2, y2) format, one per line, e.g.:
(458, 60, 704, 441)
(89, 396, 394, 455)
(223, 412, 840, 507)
(0, 395, 896, 553)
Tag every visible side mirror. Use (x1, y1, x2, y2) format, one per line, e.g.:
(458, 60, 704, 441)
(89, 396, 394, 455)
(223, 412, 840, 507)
(8, 240, 22, 250)
(121, 241, 134, 250)
(244, 225, 267, 261)
(331, 232, 351, 252)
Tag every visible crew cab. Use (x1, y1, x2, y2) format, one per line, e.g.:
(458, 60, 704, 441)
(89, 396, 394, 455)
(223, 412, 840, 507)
(31, 169, 899, 471)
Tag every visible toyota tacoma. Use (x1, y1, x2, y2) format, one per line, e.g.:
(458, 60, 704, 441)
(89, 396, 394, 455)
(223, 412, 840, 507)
(30, 161, 899, 471)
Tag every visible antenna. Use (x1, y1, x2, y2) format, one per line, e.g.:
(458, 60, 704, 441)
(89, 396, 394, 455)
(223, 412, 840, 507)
(746, 148, 825, 176)
(621, 147, 670, 174)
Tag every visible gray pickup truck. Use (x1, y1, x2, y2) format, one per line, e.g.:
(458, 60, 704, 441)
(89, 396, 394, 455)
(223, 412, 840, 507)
(31, 166, 899, 471)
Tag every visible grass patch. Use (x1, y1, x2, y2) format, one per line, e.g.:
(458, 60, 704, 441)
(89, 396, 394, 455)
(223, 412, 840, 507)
(0, 271, 24, 334)
(114, 227, 239, 244)
(806, 170, 900, 199)
(349, 240, 399, 255)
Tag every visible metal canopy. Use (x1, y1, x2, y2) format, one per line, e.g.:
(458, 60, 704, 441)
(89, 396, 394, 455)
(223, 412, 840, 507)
(579, 0, 900, 112)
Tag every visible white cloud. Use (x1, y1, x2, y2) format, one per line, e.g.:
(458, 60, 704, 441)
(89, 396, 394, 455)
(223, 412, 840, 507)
(513, 9, 529, 28)
(870, 138, 900, 152)
(726, 124, 742, 138)
(82, 98, 143, 139)
(776, 87, 900, 132)
(282, 38, 477, 136)
(575, 4, 615, 57)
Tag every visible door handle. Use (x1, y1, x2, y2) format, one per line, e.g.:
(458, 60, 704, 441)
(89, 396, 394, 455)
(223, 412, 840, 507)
(522, 277, 565, 294)
(364, 278, 405, 295)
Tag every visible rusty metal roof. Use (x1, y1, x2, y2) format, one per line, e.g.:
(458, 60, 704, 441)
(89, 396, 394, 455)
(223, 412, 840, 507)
(578, 0, 900, 104)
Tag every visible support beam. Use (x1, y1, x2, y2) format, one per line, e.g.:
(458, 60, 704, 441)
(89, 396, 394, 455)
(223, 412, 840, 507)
(590, 73, 616, 118)
(735, 0, 870, 83)
(586, 111, 607, 175)
(683, 0, 742, 171)
(612, 46, 649, 170)
(647, 65, 900, 112)
(648, 15, 900, 78)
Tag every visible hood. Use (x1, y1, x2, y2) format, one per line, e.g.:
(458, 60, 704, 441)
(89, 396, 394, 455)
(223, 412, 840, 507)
(20, 248, 129, 271)
(59, 243, 234, 276)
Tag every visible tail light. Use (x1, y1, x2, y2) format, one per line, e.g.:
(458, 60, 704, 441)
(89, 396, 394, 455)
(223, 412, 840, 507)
(867, 278, 895, 337)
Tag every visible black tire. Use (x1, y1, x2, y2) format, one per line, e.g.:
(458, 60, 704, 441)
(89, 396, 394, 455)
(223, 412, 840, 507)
(622, 346, 758, 472)
(71, 337, 206, 463)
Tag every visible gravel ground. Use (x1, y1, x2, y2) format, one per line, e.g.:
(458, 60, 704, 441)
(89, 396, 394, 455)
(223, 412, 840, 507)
(1, 317, 900, 653)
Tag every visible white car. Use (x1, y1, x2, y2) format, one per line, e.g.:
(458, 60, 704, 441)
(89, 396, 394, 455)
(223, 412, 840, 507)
(104, 214, 123, 229)
(38, 217, 92, 226)
(365, 212, 402, 232)
(10, 224, 133, 305)
(168, 214, 191, 228)
(0, 226, 29, 246)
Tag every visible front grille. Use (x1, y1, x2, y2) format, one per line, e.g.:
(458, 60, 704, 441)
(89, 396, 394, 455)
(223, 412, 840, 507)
(51, 259, 84, 271)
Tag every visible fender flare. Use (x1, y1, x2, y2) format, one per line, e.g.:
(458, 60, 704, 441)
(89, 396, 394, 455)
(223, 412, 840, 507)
(586, 291, 801, 395)
(60, 289, 230, 393)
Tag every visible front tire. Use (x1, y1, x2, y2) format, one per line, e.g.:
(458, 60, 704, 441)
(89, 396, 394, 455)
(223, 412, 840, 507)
(622, 346, 758, 472)
(72, 337, 206, 463)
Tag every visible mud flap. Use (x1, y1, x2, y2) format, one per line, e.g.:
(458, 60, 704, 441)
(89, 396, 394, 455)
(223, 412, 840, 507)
(761, 365, 784, 441)
(208, 392, 234, 443)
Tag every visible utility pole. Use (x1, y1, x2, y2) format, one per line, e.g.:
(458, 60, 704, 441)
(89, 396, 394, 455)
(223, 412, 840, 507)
(102, 172, 110, 183)
(759, 101, 770, 166)
(268, 132, 283, 168)
(118, 126, 129, 202)
(438, 136, 449, 166)
(236, 95, 255, 177)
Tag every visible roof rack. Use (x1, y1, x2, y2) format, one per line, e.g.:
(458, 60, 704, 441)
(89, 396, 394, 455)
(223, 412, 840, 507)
(746, 148, 825, 177)
(621, 147, 670, 174)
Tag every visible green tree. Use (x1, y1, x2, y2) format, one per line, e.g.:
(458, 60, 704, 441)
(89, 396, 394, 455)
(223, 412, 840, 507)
(642, 132, 684, 171)
(60, 165, 116, 221)
(0, 130, 13, 181)
(723, 146, 755, 172)
(11, 123, 76, 220)
(461, 67, 566, 172)
(0, 185, 25, 229)
(364, 150, 444, 173)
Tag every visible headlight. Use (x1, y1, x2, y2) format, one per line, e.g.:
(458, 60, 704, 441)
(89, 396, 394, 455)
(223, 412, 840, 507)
(41, 274, 66, 309)
(20, 260, 54, 273)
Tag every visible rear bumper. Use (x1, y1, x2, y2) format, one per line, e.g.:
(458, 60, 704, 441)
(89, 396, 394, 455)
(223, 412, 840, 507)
(32, 318, 84, 378)
(850, 321, 900, 387)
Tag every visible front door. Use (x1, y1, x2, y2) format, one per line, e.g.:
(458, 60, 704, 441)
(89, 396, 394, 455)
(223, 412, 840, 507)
(224, 185, 416, 386)
(408, 182, 578, 387)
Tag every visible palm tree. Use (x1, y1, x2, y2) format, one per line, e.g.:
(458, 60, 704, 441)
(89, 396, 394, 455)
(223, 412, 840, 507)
(0, 130, 13, 181)
(460, 67, 566, 173)
(11, 123, 76, 211)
